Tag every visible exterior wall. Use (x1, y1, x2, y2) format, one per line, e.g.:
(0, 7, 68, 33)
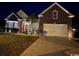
(39, 5, 70, 24)
(23, 21, 28, 33)
(5, 20, 19, 33)
(5, 19, 23, 33)
(67, 18, 73, 38)
(39, 4, 72, 37)
(21, 21, 31, 34)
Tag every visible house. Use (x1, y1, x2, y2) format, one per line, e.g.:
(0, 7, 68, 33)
(5, 10, 29, 33)
(17, 10, 29, 33)
(17, 10, 39, 35)
(5, 10, 39, 35)
(38, 2, 75, 38)
(4, 2, 75, 37)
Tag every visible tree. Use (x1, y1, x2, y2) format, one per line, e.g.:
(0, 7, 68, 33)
(26, 16, 38, 35)
(26, 16, 38, 23)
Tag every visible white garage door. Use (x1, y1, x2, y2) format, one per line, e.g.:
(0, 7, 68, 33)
(43, 24, 67, 37)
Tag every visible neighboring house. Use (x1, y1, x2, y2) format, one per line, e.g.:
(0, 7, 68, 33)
(5, 12, 22, 33)
(5, 10, 39, 35)
(17, 10, 39, 35)
(17, 10, 29, 33)
(5, 10, 29, 33)
(38, 2, 75, 38)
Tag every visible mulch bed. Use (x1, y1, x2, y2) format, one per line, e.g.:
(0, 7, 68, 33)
(0, 34, 39, 56)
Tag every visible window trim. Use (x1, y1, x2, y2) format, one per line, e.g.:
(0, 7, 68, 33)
(52, 9, 58, 19)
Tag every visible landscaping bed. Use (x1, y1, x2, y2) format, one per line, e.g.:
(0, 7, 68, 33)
(0, 34, 39, 56)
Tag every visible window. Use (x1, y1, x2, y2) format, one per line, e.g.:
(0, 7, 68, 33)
(6, 21, 19, 29)
(52, 10, 58, 19)
(7, 21, 14, 28)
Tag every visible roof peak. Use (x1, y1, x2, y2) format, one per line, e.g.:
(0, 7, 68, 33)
(6, 12, 19, 19)
(38, 2, 74, 18)
(17, 9, 28, 18)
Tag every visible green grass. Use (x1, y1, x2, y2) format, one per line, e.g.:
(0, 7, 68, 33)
(0, 34, 39, 56)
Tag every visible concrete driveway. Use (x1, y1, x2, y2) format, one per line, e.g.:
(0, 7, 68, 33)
(20, 36, 79, 56)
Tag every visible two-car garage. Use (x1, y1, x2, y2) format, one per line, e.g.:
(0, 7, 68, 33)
(43, 24, 67, 37)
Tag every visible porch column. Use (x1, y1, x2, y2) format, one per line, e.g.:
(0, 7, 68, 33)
(27, 21, 32, 35)
(18, 19, 22, 33)
(5, 28, 7, 32)
(5, 19, 8, 32)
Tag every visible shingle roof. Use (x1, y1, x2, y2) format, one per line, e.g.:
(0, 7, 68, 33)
(17, 10, 28, 18)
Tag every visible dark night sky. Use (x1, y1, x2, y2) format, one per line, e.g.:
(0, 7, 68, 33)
(0, 2, 79, 28)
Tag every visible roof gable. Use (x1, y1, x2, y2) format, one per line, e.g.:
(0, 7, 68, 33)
(17, 10, 28, 18)
(38, 2, 74, 18)
(7, 12, 19, 19)
(5, 12, 21, 21)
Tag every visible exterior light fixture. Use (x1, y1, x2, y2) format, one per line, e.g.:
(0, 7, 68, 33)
(68, 30, 73, 40)
(72, 28, 76, 31)
(38, 15, 43, 18)
(68, 33, 72, 38)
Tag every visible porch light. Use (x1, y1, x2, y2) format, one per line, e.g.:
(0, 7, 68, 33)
(68, 15, 75, 18)
(68, 33, 72, 38)
(72, 28, 76, 31)
(5, 19, 7, 20)
(38, 15, 43, 18)
(68, 31, 73, 40)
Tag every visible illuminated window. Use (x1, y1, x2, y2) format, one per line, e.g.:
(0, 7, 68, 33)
(6, 21, 19, 28)
(52, 10, 58, 19)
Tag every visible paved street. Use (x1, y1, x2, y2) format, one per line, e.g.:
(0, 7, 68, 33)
(20, 36, 79, 56)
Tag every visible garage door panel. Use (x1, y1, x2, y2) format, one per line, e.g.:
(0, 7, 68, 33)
(43, 24, 67, 37)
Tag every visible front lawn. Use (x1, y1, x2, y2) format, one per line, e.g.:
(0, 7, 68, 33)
(0, 34, 38, 56)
